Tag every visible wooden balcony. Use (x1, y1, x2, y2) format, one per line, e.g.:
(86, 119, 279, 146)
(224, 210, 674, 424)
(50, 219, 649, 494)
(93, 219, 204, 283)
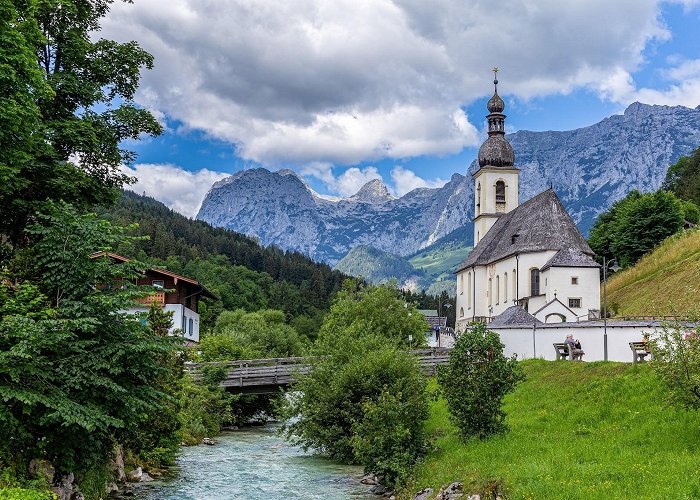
(136, 291, 166, 307)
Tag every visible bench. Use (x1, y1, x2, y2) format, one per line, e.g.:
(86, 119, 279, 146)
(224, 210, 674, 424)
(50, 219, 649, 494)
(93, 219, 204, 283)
(629, 342, 650, 364)
(553, 343, 582, 361)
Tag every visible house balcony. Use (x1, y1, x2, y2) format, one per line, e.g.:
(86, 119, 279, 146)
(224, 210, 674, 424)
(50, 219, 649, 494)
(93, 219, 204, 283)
(136, 291, 166, 307)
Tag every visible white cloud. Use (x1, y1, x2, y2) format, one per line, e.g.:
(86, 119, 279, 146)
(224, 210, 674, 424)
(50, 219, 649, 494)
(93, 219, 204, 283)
(101, 0, 696, 167)
(122, 163, 228, 218)
(390, 166, 448, 196)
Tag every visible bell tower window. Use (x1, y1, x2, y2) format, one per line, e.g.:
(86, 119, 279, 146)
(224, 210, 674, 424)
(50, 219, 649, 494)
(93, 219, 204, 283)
(476, 183, 481, 215)
(495, 180, 506, 212)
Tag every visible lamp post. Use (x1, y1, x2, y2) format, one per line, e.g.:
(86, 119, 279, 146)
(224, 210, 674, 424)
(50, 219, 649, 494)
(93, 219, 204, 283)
(603, 257, 621, 361)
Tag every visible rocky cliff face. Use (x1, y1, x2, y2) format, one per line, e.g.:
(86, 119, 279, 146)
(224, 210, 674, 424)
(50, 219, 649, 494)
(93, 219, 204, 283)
(197, 102, 700, 264)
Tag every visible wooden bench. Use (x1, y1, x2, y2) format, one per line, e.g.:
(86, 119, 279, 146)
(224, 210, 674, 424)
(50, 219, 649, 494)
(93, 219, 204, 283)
(553, 342, 583, 361)
(629, 342, 650, 364)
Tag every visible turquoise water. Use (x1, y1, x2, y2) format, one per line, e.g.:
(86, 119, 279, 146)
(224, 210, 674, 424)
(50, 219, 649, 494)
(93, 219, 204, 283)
(132, 426, 373, 500)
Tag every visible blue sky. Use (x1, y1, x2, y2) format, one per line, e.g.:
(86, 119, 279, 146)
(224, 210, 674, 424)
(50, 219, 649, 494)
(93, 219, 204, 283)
(104, 0, 700, 216)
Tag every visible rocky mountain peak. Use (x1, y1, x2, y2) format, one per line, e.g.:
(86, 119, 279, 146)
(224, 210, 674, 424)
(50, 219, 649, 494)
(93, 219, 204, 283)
(350, 179, 395, 204)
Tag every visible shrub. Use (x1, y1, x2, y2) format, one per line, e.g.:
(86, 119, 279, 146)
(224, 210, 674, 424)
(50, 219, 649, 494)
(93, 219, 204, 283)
(649, 317, 700, 410)
(438, 322, 524, 440)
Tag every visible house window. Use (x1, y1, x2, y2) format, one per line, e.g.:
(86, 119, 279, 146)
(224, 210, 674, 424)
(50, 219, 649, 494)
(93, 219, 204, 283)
(496, 275, 500, 305)
(189, 318, 194, 335)
(571, 276, 579, 285)
(152, 280, 165, 288)
(460, 307, 464, 318)
(569, 298, 582, 309)
(182, 317, 187, 334)
(495, 180, 506, 212)
(530, 268, 540, 296)
(504, 272, 508, 303)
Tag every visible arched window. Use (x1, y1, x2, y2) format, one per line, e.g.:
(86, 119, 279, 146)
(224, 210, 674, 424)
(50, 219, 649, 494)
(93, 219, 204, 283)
(495, 180, 506, 212)
(504, 272, 508, 303)
(460, 307, 465, 318)
(459, 273, 464, 295)
(530, 268, 540, 296)
(488, 278, 493, 307)
(476, 183, 482, 215)
(496, 275, 500, 304)
(467, 271, 472, 308)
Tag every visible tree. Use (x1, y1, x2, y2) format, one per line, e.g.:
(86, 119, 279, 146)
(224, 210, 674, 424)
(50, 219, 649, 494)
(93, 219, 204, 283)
(438, 322, 524, 440)
(663, 146, 700, 207)
(0, 0, 161, 249)
(282, 282, 430, 488)
(589, 190, 685, 267)
(0, 202, 180, 477)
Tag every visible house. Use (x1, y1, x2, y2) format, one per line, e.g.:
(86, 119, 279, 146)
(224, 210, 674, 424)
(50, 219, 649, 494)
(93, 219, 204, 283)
(418, 309, 454, 348)
(454, 74, 601, 332)
(92, 252, 216, 343)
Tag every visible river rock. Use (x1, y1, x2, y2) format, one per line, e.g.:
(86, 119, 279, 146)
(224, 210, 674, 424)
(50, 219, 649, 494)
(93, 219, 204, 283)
(111, 444, 126, 482)
(51, 473, 75, 500)
(370, 484, 388, 495)
(29, 458, 55, 484)
(468, 495, 481, 500)
(435, 481, 463, 500)
(140, 472, 154, 482)
(127, 466, 143, 482)
(202, 437, 216, 445)
(361, 474, 377, 485)
(106, 482, 119, 495)
(414, 488, 434, 500)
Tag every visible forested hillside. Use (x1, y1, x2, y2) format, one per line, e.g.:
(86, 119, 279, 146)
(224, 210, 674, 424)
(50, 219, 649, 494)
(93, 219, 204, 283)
(102, 191, 350, 334)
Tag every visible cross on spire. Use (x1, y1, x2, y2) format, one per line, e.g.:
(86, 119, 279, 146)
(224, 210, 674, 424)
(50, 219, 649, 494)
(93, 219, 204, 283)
(493, 67, 499, 91)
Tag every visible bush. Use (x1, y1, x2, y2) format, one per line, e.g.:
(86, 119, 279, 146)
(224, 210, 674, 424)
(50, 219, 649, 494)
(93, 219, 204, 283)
(649, 317, 700, 410)
(438, 322, 524, 440)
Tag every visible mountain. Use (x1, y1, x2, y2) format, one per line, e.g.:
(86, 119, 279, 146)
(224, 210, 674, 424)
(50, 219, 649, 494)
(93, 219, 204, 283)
(606, 229, 700, 316)
(335, 245, 420, 286)
(197, 102, 700, 266)
(198, 168, 470, 265)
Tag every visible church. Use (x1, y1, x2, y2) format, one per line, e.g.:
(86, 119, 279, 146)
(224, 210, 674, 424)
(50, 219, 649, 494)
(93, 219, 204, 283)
(455, 73, 601, 332)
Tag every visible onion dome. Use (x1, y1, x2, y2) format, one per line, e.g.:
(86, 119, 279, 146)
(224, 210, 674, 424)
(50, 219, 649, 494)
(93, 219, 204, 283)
(476, 67, 515, 169)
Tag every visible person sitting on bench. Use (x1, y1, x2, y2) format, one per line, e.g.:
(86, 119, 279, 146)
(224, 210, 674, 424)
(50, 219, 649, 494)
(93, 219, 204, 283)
(565, 334, 585, 360)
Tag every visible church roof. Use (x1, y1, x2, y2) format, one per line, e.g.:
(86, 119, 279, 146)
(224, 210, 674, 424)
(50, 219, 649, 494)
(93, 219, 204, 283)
(456, 189, 594, 272)
(489, 306, 542, 327)
(541, 247, 600, 271)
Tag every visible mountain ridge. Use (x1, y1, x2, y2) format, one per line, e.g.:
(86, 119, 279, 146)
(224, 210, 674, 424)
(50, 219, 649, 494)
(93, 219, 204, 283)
(197, 102, 700, 267)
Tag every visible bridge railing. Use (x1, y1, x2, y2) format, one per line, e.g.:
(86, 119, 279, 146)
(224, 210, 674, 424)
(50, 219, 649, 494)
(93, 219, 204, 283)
(185, 348, 453, 390)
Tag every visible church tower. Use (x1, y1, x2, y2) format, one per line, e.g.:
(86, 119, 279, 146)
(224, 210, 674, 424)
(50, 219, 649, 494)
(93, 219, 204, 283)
(472, 69, 519, 245)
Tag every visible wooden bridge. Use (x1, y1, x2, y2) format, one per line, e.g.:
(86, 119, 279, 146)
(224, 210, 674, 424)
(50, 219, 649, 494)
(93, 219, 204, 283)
(186, 348, 452, 395)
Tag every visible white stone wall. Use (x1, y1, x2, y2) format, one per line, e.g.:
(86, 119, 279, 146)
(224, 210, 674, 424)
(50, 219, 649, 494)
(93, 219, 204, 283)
(472, 167, 519, 244)
(543, 267, 600, 318)
(125, 304, 201, 343)
(493, 323, 656, 362)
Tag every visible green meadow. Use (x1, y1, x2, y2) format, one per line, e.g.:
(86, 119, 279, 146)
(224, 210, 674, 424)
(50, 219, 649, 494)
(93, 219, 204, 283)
(405, 360, 700, 499)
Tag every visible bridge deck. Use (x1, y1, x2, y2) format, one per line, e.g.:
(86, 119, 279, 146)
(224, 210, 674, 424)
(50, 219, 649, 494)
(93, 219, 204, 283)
(187, 348, 452, 395)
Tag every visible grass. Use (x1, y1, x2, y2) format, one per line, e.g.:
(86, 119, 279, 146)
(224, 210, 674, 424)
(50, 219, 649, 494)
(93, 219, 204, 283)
(403, 360, 700, 499)
(606, 229, 700, 316)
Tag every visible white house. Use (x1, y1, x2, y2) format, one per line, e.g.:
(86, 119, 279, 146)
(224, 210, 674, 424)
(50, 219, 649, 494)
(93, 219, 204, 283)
(455, 74, 601, 332)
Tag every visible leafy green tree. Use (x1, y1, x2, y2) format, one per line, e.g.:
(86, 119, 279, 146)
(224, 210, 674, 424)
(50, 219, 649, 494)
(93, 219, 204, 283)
(0, 202, 180, 477)
(0, 0, 161, 249)
(589, 190, 685, 267)
(680, 200, 700, 225)
(282, 282, 429, 487)
(438, 322, 524, 440)
(664, 146, 700, 206)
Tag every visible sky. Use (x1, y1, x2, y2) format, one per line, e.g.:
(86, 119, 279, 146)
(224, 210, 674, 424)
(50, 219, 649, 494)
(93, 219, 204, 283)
(101, 0, 700, 217)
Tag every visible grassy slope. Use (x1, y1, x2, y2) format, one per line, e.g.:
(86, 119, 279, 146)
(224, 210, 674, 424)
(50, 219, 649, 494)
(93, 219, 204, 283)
(606, 229, 700, 316)
(409, 227, 472, 295)
(405, 360, 700, 499)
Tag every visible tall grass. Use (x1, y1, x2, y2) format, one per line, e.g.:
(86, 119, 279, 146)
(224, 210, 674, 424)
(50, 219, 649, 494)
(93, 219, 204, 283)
(404, 360, 700, 499)
(606, 229, 700, 316)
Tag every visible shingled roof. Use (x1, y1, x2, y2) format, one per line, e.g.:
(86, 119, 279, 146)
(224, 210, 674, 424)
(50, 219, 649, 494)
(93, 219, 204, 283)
(541, 247, 600, 271)
(456, 189, 594, 272)
(489, 306, 542, 327)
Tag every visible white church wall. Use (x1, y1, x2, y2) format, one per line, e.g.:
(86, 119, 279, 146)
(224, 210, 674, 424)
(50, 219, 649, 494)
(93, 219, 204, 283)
(533, 299, 577, 322)
(545, 267, 600, 318)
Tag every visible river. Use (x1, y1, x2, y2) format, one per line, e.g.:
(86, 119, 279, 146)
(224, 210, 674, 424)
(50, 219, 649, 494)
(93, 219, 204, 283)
(131, 425, 374, 500)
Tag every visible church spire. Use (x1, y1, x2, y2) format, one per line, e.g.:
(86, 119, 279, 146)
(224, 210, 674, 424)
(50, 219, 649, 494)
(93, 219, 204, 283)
(477, 68, 515, 168)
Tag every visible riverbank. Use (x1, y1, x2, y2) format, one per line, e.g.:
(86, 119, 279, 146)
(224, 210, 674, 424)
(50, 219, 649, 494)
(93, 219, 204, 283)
(404, 360, 700, 499)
